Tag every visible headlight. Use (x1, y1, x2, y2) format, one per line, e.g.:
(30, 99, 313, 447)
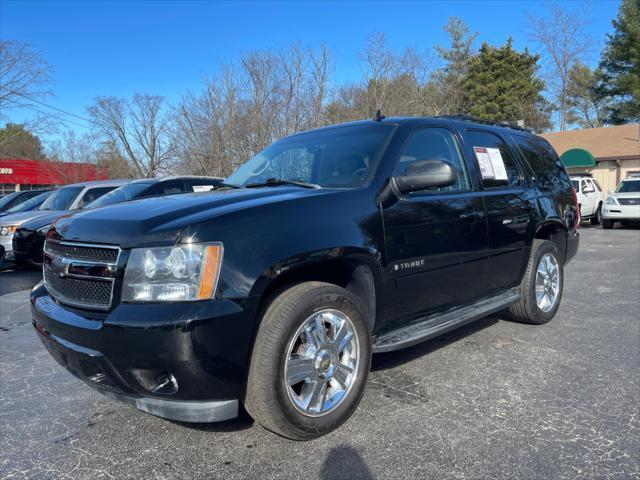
(122, 243, 223, 302)
(0, 225, 17, 236)
(606, 196, 619, 205)
(36, 224, 51, 235)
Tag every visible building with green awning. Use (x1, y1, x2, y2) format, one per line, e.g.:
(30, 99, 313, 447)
(560, 148, 596, 168)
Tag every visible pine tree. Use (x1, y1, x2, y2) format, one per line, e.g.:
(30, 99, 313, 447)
(462, 38, 551, 132)
(599, 0, 640, 124)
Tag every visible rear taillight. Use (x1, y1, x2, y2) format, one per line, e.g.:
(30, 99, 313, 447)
(570, 187, 580, 228)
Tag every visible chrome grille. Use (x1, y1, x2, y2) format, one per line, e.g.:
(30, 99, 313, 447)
(618, 198, 640, 206)
(44, 241, 119, 264)
(43, 239, 120, 310)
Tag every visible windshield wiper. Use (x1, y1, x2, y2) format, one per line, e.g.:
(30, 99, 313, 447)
(246, 178, 321, 189)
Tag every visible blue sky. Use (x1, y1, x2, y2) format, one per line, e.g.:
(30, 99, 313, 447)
(1, 0, 621, 137)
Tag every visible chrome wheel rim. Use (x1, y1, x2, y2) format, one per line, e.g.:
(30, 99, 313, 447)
(535, 253, 560, 312)
(284, 309, 359, 417)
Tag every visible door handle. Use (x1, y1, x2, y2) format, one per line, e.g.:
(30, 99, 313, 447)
(460, 211, 483, 221)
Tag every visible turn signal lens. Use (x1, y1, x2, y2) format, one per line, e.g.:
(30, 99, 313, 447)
(197, 245, 223, 300)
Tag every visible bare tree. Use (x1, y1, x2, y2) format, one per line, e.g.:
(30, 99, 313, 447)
(526, 2, 593, 130)
(87, 94, 175, 177)
(0, 40, 52, 113)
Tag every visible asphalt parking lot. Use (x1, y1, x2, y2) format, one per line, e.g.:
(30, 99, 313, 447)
(1, 226, 638, 479)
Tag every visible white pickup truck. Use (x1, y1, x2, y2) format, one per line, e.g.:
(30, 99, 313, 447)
(571, 175, 604, 225)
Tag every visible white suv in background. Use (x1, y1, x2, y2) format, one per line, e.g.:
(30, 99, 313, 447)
(571, 175, 604, 225)
(602, 176, 640, 229)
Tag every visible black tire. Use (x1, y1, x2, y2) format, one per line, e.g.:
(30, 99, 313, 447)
(590, 204, 602, 225)
(244, 281, 371, 440)
(602, 219, 614, 229)
(509, 239, 563, 325)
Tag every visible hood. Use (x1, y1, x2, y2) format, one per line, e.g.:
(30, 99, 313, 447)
(52, 187, 332, 247)
(21, 210, 72, 231)
(0, 210, 65, 227)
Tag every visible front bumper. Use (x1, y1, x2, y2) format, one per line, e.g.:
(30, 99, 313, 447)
(12, 228, 44, 263)
(0, 234, 13, 260)
(603, 204, 640, 221)
(31, 283, 259, 423)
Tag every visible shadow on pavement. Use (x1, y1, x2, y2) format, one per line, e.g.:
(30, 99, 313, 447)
(320, 444, 374, 480)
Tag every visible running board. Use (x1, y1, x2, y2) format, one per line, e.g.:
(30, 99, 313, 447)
(372, 288, 520, 353)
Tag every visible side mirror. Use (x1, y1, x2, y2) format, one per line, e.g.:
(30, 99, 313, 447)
(394, 159, 458, 193)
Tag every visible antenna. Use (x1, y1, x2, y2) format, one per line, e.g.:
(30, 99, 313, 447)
(373, 109, 386, 122)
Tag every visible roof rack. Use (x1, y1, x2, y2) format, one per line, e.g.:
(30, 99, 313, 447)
(436, 114, 533, 133)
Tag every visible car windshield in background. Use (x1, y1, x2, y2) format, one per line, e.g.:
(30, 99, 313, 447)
(38, 186, 83, 211)
(87, 182, 151, 208)
(5, 191, 51, 213)
(226, 123, 395, 188)
(616, 180, 640, 193)
(572, 180, 579, 190)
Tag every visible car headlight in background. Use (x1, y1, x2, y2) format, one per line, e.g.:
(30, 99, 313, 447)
(36, 224, 51, 235)
(122, 243, 223, 302)
(605, 196, 619, 205)
(0, 225, 17, 236)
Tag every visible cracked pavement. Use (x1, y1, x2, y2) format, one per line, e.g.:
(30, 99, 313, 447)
(1, 226, 639, 479)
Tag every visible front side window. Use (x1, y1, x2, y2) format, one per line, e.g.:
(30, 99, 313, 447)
(39, 186, 83, 211)
(393, 127, 470, 194)
(226, 124, 395, 188)
(466, 130, 521, 189)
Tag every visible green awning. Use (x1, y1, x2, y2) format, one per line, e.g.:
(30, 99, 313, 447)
(560, 148, 596, 168)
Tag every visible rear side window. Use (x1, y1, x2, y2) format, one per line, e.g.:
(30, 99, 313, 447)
(512, 134, 570, 190)
(393, 127, 470, 194)
(465, 130, 521, 188)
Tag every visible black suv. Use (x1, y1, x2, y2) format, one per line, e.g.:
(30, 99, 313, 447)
(32, 116, 579, 440)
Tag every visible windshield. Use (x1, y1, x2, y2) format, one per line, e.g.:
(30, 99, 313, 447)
(38, 186, 83, 211)
(0, 192, 19, 210)
(616, 180, 640, 193)
(5, 191, 51, 213)
(226, 123, 395, 188)
(87, 182, 151, 208)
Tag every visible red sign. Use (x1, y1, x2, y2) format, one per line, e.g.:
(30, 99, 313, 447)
(0, 158, 107, 185)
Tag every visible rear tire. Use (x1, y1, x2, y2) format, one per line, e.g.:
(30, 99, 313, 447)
(509, 240, 563, 325)
(244, 282, 371, 440)
(602, 219, 614, 229)
(590, 204, 602, 225)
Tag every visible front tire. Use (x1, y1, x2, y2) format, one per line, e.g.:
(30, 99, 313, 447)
(244, 282, 371, 440)
(590, 204, 602, 225)
(509, 240, 563, 325)
(602, 218, 614, 229)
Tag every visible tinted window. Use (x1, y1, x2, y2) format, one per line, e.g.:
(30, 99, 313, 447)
(572, 180, 580, 191)
(466, 130, 520, 188)
(512, 134, 570, 190)
(78, 187, 118, 208)
(227, 124, 394, 188)
(39, 186, 83, 210)
(157, 183, 186, 195)
(393, 127, 470, 193)
(0, 192, 21, 210)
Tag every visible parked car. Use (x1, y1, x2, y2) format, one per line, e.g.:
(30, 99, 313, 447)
(13, 177, 221, 265)
(0, 189, 51, 214)
(571, 175, 604, 225)
(1, 180, 128, 262)
(602, 176, 640, 229)
(32, 116, 579, 440)
(0, 190, 53, 218)
(86, 176, 224, 209)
